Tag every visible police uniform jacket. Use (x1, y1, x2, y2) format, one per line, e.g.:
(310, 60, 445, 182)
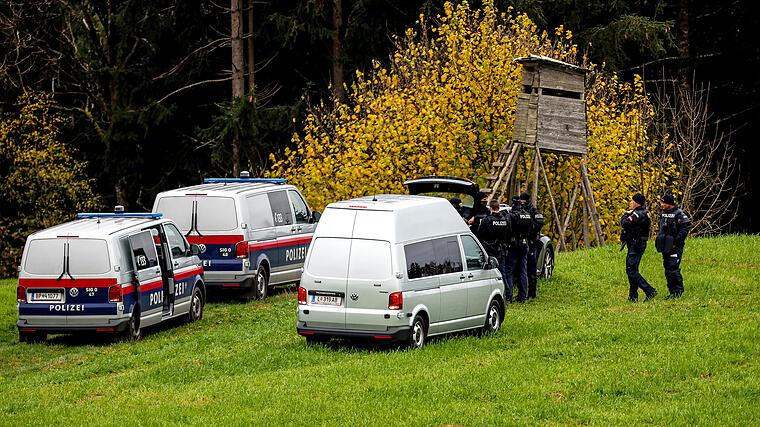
(656, 205, 691, 252)
(620, 205, 650, 247)
(509, 201, 532, 242)
(526, 204, 544, 241)
(477, 210, 511, 255)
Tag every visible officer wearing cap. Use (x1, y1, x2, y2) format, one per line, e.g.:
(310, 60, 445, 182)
(467, 192, 490, 233)
(655, 194, 691, 299)
(449, 197, 465, 218)
(621, 193, 657, 302)
(519, 192, 544, 300)
(505, 195, 530, 302)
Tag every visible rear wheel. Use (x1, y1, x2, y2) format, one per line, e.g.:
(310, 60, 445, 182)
(187, 286, 204, 322)
(408, 315, 427, 349)
(122, 311, 141, 341)
(255, 267, 269, 300)
(542, 248, 554, 279)
(482, 299, 502, 334)
(19, 331, 47, 343)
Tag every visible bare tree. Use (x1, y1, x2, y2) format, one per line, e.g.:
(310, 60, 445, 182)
(331, 0, 344, 102)
(651, 75, 741, 235)
(231, 0, 244, 176)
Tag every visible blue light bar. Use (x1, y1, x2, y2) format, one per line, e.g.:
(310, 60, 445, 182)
(78, 213, 163, 219)
(203, 178, 287, 184)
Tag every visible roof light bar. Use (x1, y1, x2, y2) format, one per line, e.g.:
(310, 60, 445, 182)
(203, 178, 287, 184)
(77, 213, 163, 219)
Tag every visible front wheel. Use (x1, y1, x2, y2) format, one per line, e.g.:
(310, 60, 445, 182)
(408, 315, 427, 349)
(482, 299, 502, 334)
(121, 310, 141, 341)
(542, 248, 554, 279)
(187, 286, 204, 322)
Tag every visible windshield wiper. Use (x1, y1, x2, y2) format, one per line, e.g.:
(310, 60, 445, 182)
(185, 200, 204, 238)
(56, 243, 75, 281)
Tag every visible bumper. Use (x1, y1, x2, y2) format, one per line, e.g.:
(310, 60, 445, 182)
(205, 276, 254, 288)
(17, 318, 130, 333)
(296, 321, 411, 342)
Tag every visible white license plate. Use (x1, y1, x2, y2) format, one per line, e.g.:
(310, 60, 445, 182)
(30, 291, 63, 302)
(311, 295, 342, 306)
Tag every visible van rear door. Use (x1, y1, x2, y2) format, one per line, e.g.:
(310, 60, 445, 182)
(344, 239, 395, 331)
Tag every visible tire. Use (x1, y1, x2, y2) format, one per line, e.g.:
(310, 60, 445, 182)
(121, 310, 141, 341)
(255, 267, 269, 300)
(187, 285, 204, 322)
(19, 331, 47, 343)
(408, 315, 427, 349)
(542, 248, 554, 279)
(482, 299, 502, 334)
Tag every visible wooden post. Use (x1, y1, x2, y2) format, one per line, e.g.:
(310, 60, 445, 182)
(582, 196, 590, 248)
(531, 146, 539, 202)
(536, 148, 566, 252)
(580, 158, 604, 246)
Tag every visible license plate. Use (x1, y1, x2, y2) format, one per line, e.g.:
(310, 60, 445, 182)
(30, 291, 63, 302)
(311, 295, 342, 306)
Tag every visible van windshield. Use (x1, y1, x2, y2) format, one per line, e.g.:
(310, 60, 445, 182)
(157, 196, 238, 233)
(24, 238, 111, 275)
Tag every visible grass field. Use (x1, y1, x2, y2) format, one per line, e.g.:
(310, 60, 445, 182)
(1, 235, 758, 425)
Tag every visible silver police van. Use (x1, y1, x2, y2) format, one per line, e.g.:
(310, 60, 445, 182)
(16, 209, 205, 342)
(297, 195, 506, 349)
(153, 173, 320, 299)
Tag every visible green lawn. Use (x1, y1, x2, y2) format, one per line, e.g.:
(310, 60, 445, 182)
(1, 235, 758, 425)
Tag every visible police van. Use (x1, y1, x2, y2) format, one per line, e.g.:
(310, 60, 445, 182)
(152, 172, 320, 299)
(16, 208, 205, 342)
(297, 195, 506, 349)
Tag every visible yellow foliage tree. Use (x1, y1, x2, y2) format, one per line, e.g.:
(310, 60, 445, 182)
(270, 1, 676, 246)
(0, 92, 101, 276)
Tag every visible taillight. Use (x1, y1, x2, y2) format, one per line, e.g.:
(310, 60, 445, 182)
(298, 287, 307, 305)
(236, 241, 249, 258)
(388, 292, 403, 310)
(109, 285, 122, 302)
(17, 286, 26, 303)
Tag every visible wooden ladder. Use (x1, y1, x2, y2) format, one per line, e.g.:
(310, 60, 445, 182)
(482, 141, 521, 203)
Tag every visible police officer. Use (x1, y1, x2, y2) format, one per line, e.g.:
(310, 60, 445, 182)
(476, 199, 512, 300)
(467, 192, 490, 233)
(519, 192, 544, 300)
(655, 194, 691, 299)
(450, 197, 465, 218)
(621, 193, 657, 302)
(505, 195, 531, 303)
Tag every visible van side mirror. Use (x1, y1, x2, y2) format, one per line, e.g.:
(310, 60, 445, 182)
(485, 256, 499, 270)
(190, 244, 201, 256)
(309, 211, 321, 223)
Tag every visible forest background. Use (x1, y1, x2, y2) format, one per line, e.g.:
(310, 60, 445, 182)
(1, 0, 758, 277)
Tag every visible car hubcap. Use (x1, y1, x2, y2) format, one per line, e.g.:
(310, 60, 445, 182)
(413, 322, 424, 347)
(192, 292, 201, 318)
(257, 272, 266, 296)
(544, 254, 553, 278)
(489, 306, 500, 331)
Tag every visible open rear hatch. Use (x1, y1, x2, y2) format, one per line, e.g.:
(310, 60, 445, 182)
(403, 176, 479, 197)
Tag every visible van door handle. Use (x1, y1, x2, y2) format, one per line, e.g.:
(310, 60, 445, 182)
(459, 274, 466, 280)
(173, 261, 179, 268)
(290, 227, 296, 232)
(297, 226, 303, 232)
(467, 274, 473, 279)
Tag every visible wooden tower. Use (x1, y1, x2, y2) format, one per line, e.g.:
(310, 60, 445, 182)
(484, 55, 604, 250)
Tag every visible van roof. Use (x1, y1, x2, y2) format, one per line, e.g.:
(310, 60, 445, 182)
(29, 216, 167, 240)
(156, 181, 295, 197)
(321, 195, 470, 243)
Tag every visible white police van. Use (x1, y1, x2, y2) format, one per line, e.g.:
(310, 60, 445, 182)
(152, 173, 320, 299)
(16, 209, 205, 342)
(297, 195, 506, 349)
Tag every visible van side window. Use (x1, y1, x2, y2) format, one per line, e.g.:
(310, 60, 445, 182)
(288, 190, 310, 224)
(128, 232, 159, 270)
(163, 223, 188, 258)
(267, 191, 293, 226)
(461, 235, 486, 271)
(246, 194, 274, 229)
(405, 240, 437, 279)
(433, 236, 463, 274)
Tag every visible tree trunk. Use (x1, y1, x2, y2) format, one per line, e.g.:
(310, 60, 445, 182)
(677, 0, 691, 93)
(247, 0, 254, 94)
(231, 0, 244, 176)
(331, 0, 344, 102)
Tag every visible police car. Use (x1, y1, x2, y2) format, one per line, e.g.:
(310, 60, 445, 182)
(152, 172, 320, 299)
(16, 208, 205, 342)
(404, 176, 555, 279)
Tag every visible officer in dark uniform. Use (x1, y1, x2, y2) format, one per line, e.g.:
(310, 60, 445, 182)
(476, 199, 512, 300)
(621, 193, 657, 302)
(450, 197, 465, 218)
(655, 194, 691, 299)
(466, 192, 490, 234)
(519, 192, 544, 300)
(505, 195, 531, 302)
